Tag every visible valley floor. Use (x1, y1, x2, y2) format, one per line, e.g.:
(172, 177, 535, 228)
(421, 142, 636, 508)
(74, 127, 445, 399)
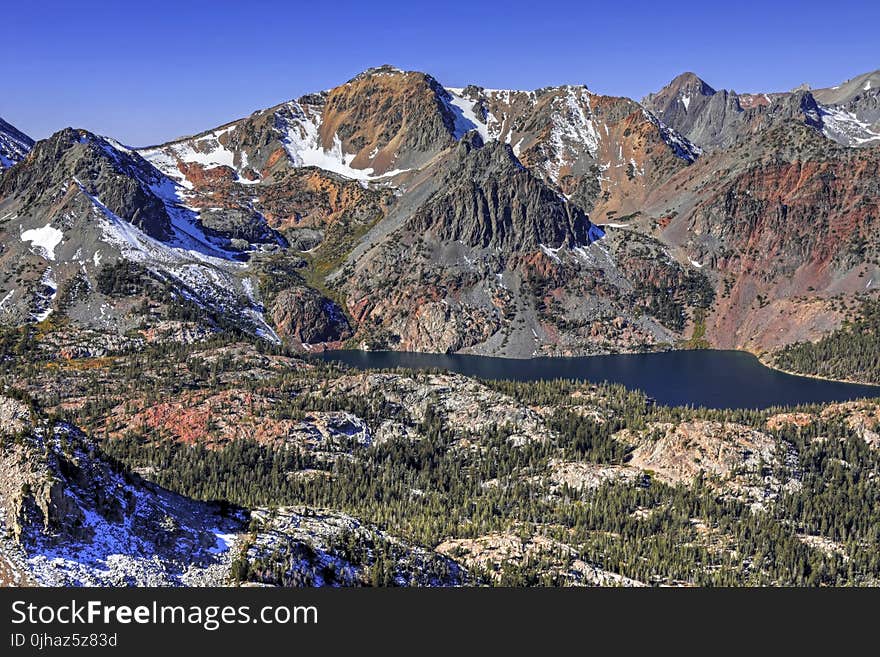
(2, 330, 880, 586)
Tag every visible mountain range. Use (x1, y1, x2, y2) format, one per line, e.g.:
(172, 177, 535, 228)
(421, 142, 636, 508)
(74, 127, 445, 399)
(2, 64, 879, 357)
(4, 64, 880, 588)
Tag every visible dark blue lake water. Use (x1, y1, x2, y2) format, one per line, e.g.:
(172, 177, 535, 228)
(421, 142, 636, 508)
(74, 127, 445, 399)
(317, 349, 880, 410)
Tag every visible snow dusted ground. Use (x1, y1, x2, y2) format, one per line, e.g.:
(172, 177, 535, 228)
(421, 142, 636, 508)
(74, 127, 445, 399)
(70, 162, 280, 342)
(819, 105, 880, 146)
(1, 421, 247, 587)
(244, 507, 467, 587)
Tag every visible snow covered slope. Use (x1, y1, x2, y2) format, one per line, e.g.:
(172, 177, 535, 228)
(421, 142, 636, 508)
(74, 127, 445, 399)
(819, 105, 880, 146)
(140, 66, 458, 187)
(0, 396, 246, 586)
(0, 128, 282, 340)
(0, 117, 33, 167)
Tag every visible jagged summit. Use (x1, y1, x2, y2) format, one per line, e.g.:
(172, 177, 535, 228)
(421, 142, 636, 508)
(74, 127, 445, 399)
(351, 64, 407, 80)
(3, 127, 179, 241)
(641, 72, 738, 150)
(406, 134, 602, 252)
(643, 66, 880, 150)
(666, 71, 717, 96)
(642, 72, 716, 108)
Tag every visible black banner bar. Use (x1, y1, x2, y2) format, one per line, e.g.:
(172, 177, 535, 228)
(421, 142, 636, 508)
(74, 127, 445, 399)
(0, 587, 875, 653)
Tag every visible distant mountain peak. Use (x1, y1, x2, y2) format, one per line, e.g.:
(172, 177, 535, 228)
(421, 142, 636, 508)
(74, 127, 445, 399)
(666, 72, 716, 97)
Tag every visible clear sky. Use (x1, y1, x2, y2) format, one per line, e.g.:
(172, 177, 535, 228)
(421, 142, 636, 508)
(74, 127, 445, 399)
(3, 0, 878, 145)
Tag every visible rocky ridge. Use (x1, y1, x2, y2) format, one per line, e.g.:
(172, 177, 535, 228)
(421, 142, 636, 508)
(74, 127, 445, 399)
(1, 65, 879, 359)
(0, 394, 245, 586)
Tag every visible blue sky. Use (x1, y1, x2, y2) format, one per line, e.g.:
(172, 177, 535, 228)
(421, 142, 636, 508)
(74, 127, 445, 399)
(3, 0, 878, 145)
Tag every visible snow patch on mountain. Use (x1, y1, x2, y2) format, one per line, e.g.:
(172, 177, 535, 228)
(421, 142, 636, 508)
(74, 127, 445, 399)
(73, 179, 279, 342)
(84, 132, 254, 261)
(277, 101, 410, 180)
(544, 87, 600, 181)
(143, 100, 412, 185)
(642, 109, 702, 162)
(819, 105, 880, 146)
(139, 126, 258, 188)
(540, 244, 562, 262)
(481, 88, 537, 142)
(0, 290, 14, 312)
(32, 269, 57, 322)
(444, 90, 491, 142)
(20, 224, 64, 261)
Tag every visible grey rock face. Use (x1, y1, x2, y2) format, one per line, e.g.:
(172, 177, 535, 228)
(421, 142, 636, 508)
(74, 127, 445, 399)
(407, 135, 596, 251)
(813, 69, 880, 106)
(1, 128, 174, 241)
(645, 70, 880, 150)
(198, 208, 277, 245)
(773, 91, 823, 128)
(642, 73, 729, 144)
(641, 73, 763, 151)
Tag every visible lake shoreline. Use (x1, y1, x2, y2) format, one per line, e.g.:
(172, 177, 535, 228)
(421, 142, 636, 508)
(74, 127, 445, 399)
(756, 354, 880, 389)
(316, 348, 880, 410)
(321, 346, 880, 389)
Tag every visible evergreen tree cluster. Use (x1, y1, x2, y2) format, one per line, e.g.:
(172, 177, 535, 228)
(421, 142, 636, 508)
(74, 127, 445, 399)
(773, 298, 880, 384)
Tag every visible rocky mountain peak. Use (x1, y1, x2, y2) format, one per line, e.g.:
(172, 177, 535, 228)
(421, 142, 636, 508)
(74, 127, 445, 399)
(406, 136, 601, 252)
(1, 127, 175, 241)
(314, 65, 457, 175)
(668, 71, 717, 97)
(641, 73, 734, 150)
(350, 64, 407, 80)
(788, 90, 823, 128)
(643, 72, 717, 109)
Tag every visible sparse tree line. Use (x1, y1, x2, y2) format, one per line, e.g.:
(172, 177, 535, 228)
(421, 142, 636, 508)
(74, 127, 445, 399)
(773, 298, 880, 384)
